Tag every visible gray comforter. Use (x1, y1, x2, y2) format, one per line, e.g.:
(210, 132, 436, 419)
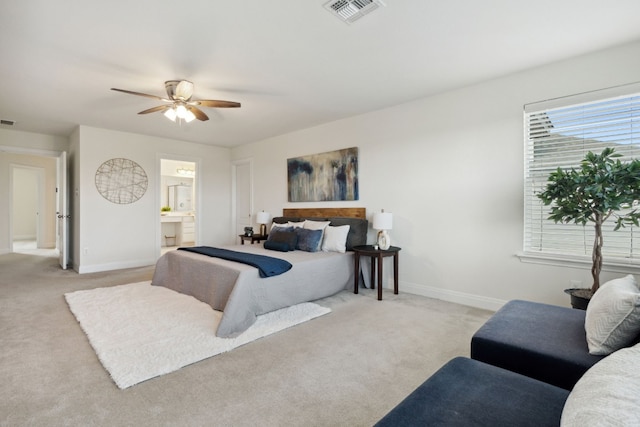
(151, 245, 353, 337)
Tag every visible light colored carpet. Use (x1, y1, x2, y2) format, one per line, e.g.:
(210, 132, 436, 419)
(1, 252, 494, 426)
(65, 281, 331, 389)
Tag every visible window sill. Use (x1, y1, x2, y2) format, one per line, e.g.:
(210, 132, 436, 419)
(516, 251, 640, 275)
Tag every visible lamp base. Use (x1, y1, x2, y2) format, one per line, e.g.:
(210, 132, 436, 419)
(260, 223, 267, 236)
(377, 230, 391, 250)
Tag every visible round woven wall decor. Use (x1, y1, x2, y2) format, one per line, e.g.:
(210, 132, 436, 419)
(95, 158, 148, 204)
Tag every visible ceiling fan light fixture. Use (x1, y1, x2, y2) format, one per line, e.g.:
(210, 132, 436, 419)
(184, 109, 196, 123)
(112, 79, 240, 123)
(175, 104, 188, 119)
(163, 107, 177, 122)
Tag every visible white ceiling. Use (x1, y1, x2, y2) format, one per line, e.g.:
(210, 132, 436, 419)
(2, 1, 640, 148)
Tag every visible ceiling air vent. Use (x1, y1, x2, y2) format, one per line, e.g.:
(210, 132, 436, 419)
(0, 119, 16, 126)
(323, 0, 386, 24)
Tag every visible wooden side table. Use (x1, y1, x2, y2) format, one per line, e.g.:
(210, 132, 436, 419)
(352, 245, 401, 300)
(239, 234, 268, 245)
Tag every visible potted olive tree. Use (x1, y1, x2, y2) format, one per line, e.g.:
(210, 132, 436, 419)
(538, 147, 640, 309)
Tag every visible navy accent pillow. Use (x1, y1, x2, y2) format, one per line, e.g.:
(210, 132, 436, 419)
(294, 228, 323, 252)
(268, 225, 293, 236)
(267, 228, 297, 251)
(263, 240, 290, 252)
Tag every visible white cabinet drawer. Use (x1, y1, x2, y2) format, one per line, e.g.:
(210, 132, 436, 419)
(179, 216, 195, 244)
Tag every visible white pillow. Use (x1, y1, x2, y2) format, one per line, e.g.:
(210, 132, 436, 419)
(287, 220, 306, 228)
(270, 222, 290, 232)
(584, 274, 640, 355)
(561, 343, 640, 426)
(322, 225, 350, 253)
(303, 220, 331, 230)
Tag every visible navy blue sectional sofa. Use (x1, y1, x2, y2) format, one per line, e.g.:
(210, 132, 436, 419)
(470, 299, 604, 390)
(375, 276, 640, 426)
(375, 357, 569, 427)
(375, 300, 607, 426)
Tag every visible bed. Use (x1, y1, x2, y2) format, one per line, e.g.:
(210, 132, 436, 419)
(151, 208, 368, 337)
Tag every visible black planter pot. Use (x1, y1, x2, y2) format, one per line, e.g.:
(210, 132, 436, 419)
(564, 288, 592, 310)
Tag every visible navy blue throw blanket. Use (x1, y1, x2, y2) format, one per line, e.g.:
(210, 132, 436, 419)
(178, 246, 292, 278)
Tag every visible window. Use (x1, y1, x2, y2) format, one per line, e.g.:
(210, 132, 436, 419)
(523, 86, 640, 269)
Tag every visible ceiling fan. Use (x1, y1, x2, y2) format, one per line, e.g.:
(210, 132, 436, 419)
(111, 80, 240, 123)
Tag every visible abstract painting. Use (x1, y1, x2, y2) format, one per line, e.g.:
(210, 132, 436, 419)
(287, 147, 359, 202)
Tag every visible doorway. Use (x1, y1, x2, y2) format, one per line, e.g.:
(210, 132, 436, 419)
(11, 165, 45, 252)
(159, 158, 198, 255)
(232, 159, 253, 242)
(2, 146, 68, 265)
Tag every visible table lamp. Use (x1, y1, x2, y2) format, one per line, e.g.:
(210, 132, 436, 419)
(373, 209, 393, 250)
(256, 211, 271, 236)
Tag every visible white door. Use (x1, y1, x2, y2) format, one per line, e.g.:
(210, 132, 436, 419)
(234, 161, 252, 240)
(57, 151, 68, 269)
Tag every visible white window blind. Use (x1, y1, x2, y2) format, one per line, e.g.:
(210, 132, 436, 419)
(524, 88, 640, 265)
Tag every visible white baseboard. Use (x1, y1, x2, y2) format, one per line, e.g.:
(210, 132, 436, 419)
(399, 281, 506, 312)
(77, 258, 155, 274)
(13, 234, 36, 240)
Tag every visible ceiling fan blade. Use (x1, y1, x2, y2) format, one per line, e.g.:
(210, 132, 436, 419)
(187, 106, 209, 121)
(137, 105, 169, 115)
(111, 88, 168, 101)
(193, 99, 241, 108)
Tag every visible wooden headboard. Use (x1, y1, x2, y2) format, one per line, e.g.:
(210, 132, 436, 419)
(282, 207, 366, 219)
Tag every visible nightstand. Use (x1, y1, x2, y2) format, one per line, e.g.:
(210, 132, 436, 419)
(352, 245, 401, 300)
(239, 234, 268, 245)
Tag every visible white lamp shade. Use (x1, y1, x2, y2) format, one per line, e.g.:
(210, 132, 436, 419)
(373, 212, 393, 230)
(164, 107, 177, 121)
(176, 104, 188, 118)
(256, 211, 271, 224)
(183, 109, 196, 123)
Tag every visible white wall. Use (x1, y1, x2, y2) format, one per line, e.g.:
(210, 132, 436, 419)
(73, 126, 231, 273)
(231, 40, 640, 310)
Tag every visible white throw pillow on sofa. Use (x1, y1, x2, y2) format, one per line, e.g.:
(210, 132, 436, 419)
(584, 274, 640, 355)
(561, 343, 640, 426)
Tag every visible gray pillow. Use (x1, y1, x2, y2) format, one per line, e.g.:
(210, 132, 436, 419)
(584, 274, 640, 355)
(266, 228, 297, 251)
(561, 343, 640, 426)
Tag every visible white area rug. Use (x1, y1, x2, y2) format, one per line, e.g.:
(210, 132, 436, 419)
(65, 281, 331, 389)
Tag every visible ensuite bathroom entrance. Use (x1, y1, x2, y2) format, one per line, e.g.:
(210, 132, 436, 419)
(160, 158, 197, 254)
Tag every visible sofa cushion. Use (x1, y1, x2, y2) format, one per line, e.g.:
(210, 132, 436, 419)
(584, 274, 640, 355)
(561, 343, 640, 426)
(471, 300, 604, 390)
(375, 357, 569, 427)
